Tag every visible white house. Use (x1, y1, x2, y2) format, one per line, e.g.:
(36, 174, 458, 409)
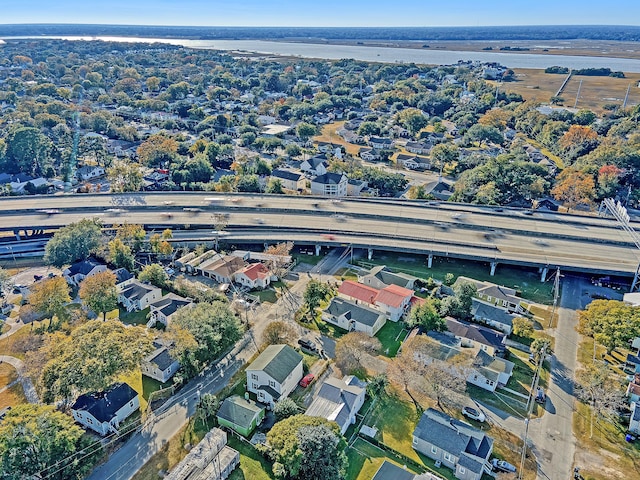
(305, 375, 367, 434)
(113, 268, 135, 289)
(359, 148, 379, 161)
(118, 280, 162, 312)
(405, 141, 431, 155)
(310, 172, 348, 197)
(322, 297, 386, 336)
(71, 382, 140, 436)
(246, 344, 303, 408)
(467, 350, 514, 392)
(76, 165, 105, 181)
(234, 263, 272, 290)
(369, 136, 393, 150)
(300, 157, 328, 176)
(336, 280, 414, 322)
(470, 298, 517, 335)
(198, 255, 245, 284)
(63, 258, 107, 286)
(630, 402, 640, 435)
(270, 169, 306, 191)
(148, 294, 193, 327)
(141, 344, 180, 383)
(347, 179, 368, 197)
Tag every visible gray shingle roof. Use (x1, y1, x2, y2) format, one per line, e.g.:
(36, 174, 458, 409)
(325, 297, 383, 327)
(71, 382, 138, 423)
(247, 344, 302, 384)
(271, 169, 303, 182)
(144, 347, 177, 371)
(305, 376, 365, 430)
(121, 281, 158, 301)
(151, 294, 191, 318)
(217, 395, 264, 430)
(372, 461, 416, 480)
(413, 408, 493, 475)
(445, 318, 506, 352)
(312, 172, 346, 185)
(471, 299, 516, 327)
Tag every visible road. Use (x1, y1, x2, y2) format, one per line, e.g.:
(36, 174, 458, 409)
(0, 192, 638, 276)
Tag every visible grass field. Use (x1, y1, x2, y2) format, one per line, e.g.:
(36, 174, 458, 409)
(0, 363, 27, 410)
(227, 436, 274, 480)
(346, 437, 424, 480)
(119, 307, 150, 326)
(494, 69, 640, 113)
(0, 324, 36, 360)
(314, 121, 362, 156)
(375, 321, 407, 358)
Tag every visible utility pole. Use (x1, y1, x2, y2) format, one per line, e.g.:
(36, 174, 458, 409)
(548, 267, 560, 328)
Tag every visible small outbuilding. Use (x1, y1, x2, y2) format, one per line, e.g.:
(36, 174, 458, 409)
(217, 395, 266, 437)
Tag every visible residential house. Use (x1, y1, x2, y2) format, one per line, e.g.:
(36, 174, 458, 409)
(359, 147, 379, 161)
(234, 263, 272, 290)
(445, 318, 507, 356)
(76, 165, 105, 181)
(118, 280, 162, 312)
(141, 343, 180, 383)
(626, 338, 640, 372)
(347, 179, 368, 196)
(217, 395, 266, 437)
(113, 268, 134, 289)
(476, 283, 525, 314)
(358, 265, 417, 290)
(71, 382, 140, 436)
(413, 408, 492, 480)
(337, 280, 413, 321)
(63, 258, 107, 286)
(627, 373, 640, 403)
(533, 197, 560, 211)
(425, 180, 454, 201)
(322, 297, 387, 336)
(405, 141, 431, 155)
(246, 344, 304, 408)
(316, 141, 343, 158)
(270, 169, 305, 191)
(470, 298, 517, 335)
(300, 157, 328, 176)
(198, 255, 245, 284)
(468, 350, 514, 392)
(305, 375, 367, 435)
(310, 172, 348, 197)
(148, 293, 193, 327)
(369, 136, 393, 150)
(165, 428, 239, 480)
(630, 402, 640, 435)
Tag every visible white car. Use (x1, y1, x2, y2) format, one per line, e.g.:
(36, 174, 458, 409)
(462, 406, 486, 422)
(491, 459, 517, 473)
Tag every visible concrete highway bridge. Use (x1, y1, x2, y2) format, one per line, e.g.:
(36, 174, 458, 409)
(0, 192, 638, 281)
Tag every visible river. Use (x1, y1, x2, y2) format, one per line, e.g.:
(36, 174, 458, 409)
(3, 36, 640, 72)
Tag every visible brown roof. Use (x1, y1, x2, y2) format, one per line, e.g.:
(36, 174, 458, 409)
(338, 280, 379, 305)
(205, 256, 245, 278)
(239, 263, 270, 281)
(375, 284, 413, 308)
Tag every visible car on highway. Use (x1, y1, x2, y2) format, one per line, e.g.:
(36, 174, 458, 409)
(299, 373, 315, 388)
(298, 338, 317, 351)
(331, 214, 347, 222)
(253, 218, 265, 224)
(461, 406, 486, 422)
(106, 208, 127, 215)
(451, 212, 466, 220)
(491, 459, 517, 473)
(38, 209, 60, 216)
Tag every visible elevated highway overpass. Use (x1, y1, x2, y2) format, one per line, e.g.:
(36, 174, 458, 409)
(0, 192, 637, 278)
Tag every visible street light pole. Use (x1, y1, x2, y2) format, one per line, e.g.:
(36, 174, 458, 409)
(519, 346, 546, 480)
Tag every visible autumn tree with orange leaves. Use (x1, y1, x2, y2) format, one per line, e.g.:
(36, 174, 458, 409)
(551, 168, 596, 212)
(136, 134, 178, 166)
(559, 125, 598, 150)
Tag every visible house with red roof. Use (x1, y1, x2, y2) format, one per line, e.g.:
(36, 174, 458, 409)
(337, 280, 414, 321)
(234, 263, 273, 289)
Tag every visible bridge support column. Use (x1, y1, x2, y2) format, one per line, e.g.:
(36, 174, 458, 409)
(368, 248, 373, 260)
(13, 229, 21, 241)
(541, 267, 548, 283)
(315, 245, 321, 256)
(428, 254, 433, 268)
(264, 242, 269, 250)
(490, 261, 497, 276)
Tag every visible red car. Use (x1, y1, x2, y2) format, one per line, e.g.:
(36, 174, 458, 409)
(299, 373, 315, 388)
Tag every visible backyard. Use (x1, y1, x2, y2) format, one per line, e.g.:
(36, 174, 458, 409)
(375, 321, 407, 358)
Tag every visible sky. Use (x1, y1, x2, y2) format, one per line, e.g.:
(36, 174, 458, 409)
(1, 0, 639, 27)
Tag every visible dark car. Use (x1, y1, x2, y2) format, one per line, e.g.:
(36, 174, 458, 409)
(298, 338, 317, 351)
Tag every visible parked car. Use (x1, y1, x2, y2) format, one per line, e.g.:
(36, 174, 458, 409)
(491, 459, 517, 473)
(462, 406, 486, 422)
(298, 338, 317, 351)
(535, 387, 547, 404)
(299, 373, 315, 388)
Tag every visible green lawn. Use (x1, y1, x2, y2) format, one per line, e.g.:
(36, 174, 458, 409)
(292, 252, 324, 266)
(358, 253, 554, 305)
(347, 438, 422, 480)
(375, 322, 407, 357)
(119, 307, 150, 326)
(251, 289, 278, 304)
(227, 436, 274, 480)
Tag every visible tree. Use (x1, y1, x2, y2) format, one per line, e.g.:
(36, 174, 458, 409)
(559, 124, 598, 150)
(578, 300, 640, 353)
(114, 223, 146, 252)
(335, 332, 381, 373)
(262, 321, 296, 347)
(44, 218, 103, 267)
(107, 160, 143, 193)
(195, 393, 220, 428)
(266, 178, 284, 194)
(28, 277, 71, 321)
(1, 127, 52, 176)
(168, 302, 242, 376)
(575, 362, 626, 437)
(367, 373, 389, 399)
(296, 122, 316, 141)
(108, 238, 134, 271)
(439, 282, 476, 320)
(530, 338, 552, 363)
(40, 321, 153, 403)
(138, 264, 169, 288)
(406, 300, 445, 332)
(303, 280, 332, 319)
(0, 404, 97, 480)
(136, 134, 178, 166)
(430, 143, 458, 174)
(264, 415, 346, 480)
(597, 164, 623, 199)
(79, 271, 117, 321)
(396, 108, 429, 135)
(551, 168, 596, 212)
(0, 266, 12, 297)
(273, 397, 299, 421)
(512, 317, 534, 337)
(464, 124, 504, 146)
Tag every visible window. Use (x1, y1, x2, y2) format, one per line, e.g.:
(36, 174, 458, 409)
(459, 467, 466, 474)
(444, 453, 453, 462)
(252, 383, 258, 389)
(251, 373, 258, 380)
(269, 380, 276, 388)
(431, 446, 438, 454)
(129, 401, 134, 407)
